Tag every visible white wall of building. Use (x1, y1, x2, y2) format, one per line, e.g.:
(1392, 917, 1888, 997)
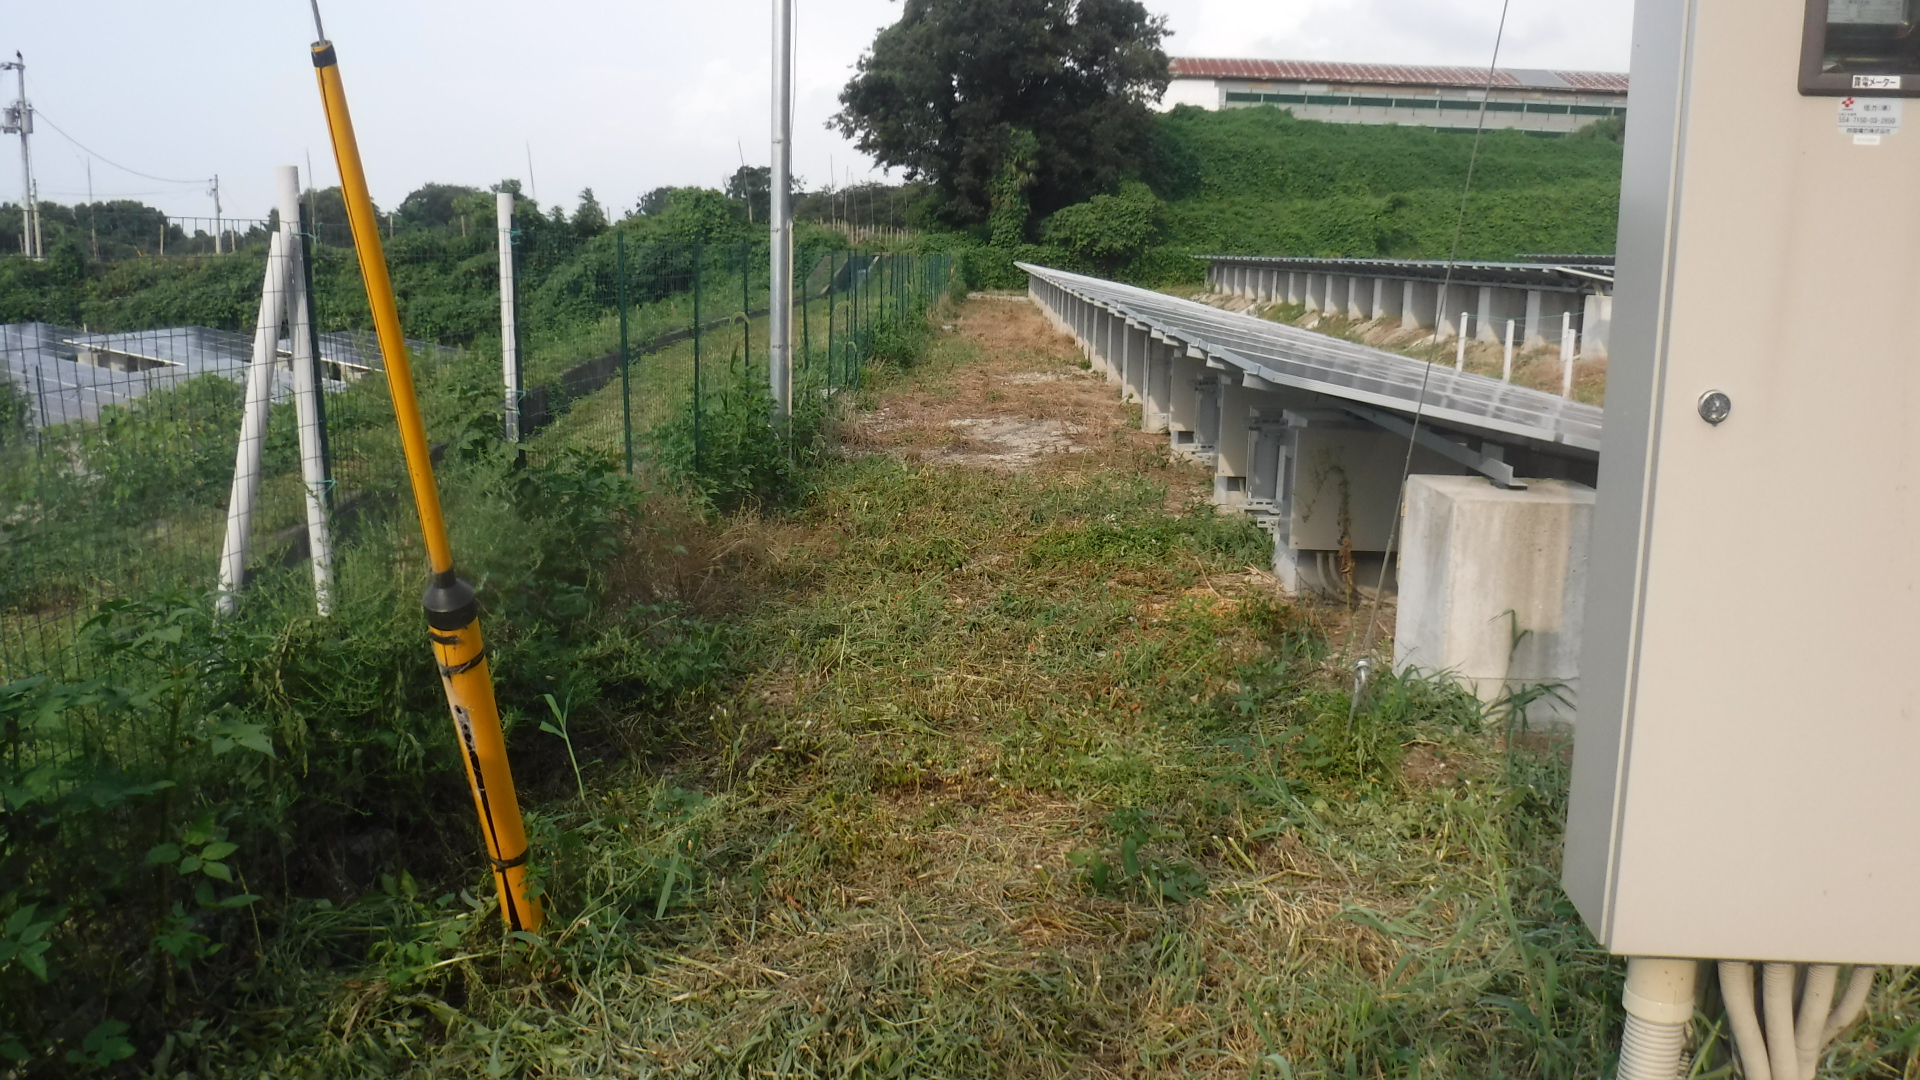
(1156, 77, 1223, 112)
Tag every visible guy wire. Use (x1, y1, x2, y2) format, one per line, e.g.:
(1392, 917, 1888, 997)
(1343, 0, 1515, 719)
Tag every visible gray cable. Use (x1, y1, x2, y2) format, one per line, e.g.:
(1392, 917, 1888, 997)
(1345, 0, 1515, 717)
(27, 98, 209, 187)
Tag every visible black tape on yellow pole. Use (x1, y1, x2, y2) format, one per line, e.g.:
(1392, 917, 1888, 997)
(308, 26, 542, 933)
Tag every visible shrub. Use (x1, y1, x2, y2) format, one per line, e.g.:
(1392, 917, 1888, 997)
(1042, 182, 1164, 274)
(650, 348, 814, 514)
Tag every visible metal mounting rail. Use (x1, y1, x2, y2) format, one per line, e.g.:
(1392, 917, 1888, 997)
(1019, 263, 1604, 456)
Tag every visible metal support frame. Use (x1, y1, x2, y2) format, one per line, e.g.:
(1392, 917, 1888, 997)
(1341, 404, 1524, 490)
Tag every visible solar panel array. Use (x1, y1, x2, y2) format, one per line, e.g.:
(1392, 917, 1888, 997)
(1200, 254, 1616, 291)
(0, 322, 459, 428)
(1020, 263, 1604, 455)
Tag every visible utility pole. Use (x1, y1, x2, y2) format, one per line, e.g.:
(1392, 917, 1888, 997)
(87, 161, 97, 259)
(768, 0, 794, 424)
(210, 174, 224, 254)
(2, 53, 42, 259)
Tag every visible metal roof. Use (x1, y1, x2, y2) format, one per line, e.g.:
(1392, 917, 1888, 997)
(1199, 254, 1615, 292)
(1168, 58, 1630, 95)
(1020, 264, 1603, 456)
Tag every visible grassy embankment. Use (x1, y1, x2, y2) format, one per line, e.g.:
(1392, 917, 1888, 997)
(1154, 106, 1624, 259)
(962, 106, 1627, 289)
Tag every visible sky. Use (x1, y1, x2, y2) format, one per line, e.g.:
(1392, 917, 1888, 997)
(2, 0, 1634, 225)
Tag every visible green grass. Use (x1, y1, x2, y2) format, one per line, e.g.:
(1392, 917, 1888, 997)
(958, 106, 1626, 289)
(30, 299, 1919, 1078)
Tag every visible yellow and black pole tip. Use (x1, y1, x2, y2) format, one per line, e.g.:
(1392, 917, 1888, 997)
(306, 9, 541, 933)
(425, 572, 541, 934)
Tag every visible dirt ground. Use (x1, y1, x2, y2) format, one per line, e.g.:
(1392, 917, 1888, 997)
(847, 292, 1393, 656)
(848, 295, 1205, 489)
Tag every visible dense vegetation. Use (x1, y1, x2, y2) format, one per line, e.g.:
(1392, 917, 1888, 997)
(0, 246, 950, 1076)
(950, 105, 1625, 287)
(835, 0, 1169, 226)
(0, 181, 848, 347)
(0, 106, 1622, 341)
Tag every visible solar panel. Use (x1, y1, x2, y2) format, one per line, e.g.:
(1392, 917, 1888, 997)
(3, 321, 463, 429)
(1020, 264, 1603, 455)
(1200, 254, 1615, 290)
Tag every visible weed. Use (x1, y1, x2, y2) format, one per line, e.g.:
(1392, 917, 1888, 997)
(1071, 806, 1210, 902)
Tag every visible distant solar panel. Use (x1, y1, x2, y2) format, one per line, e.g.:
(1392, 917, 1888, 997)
(1019, 264, 1603, 455)
(1198, 254, 1615, 291)
(2, 322, 463, 429)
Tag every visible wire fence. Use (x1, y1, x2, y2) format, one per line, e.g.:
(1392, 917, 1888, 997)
(0, 222, 953, 681)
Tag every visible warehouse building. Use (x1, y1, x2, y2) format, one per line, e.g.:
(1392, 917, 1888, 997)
(1158, 58, 1628, 135)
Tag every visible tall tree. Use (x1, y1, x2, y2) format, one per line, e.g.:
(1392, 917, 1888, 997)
(572, 187, 609, 237)
(833, 0, 1168, 232)
(725, 165, 772, 225)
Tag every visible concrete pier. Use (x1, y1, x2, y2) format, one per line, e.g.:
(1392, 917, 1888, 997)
(1213, 380, 1263, 506)
(1372, 278, 1405, 323)
(1403, 281, 1439, 332)
(1346, 277, 1369, 321)
(1202, 254, 1614, 358)
(1580, 292, 1612, 359)
(1394, 475, 1596, 727)
(1142, 336, 1172, 433)
(1028, 264, 1603, 695)
(1477, 286, 1527, 343)
(1525, 290, 1584, 348)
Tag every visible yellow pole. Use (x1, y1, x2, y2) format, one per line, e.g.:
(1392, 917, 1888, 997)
(309, 36, 542, 933)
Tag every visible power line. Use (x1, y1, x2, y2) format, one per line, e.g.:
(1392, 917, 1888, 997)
(27, 93, 209, 186)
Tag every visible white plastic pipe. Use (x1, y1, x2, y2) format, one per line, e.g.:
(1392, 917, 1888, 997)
(1455, 313, 1469, 370)
(1503, 318, 1515, 382)
(1765, 963, 1802, 1080)
(1822, 967, 1877, 1046)
(1617, 957, 1697, 1080)
(1716, 961, 1878, 1080)
(1796, 965, 1840, 1080)
(1720, 962, 1773, 1080)
(497, 190, 520, 442)
(216, 224, 295, 615)
(769, 0, 794, 424)
(277, 165, 335, 616)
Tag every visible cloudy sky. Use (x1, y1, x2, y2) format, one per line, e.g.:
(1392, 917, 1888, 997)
(4, 0, 1633, 224)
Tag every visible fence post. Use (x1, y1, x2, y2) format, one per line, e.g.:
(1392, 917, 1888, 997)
(1561, 311, 1575, 398)
(31, 363, 46, 460)
(617, 230, 632, 474)
(693, 241, 703, 473)
(497, 191, 520, 442)
(216, 217, 296, 616)
(281, 166, 336, 616)
(741, 240, 751, 373)
(826, 249, 836, 390)
(800, 246, 810, 375)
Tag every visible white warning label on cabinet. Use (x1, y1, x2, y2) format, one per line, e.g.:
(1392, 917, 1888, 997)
(1839, 96, 1903, 143)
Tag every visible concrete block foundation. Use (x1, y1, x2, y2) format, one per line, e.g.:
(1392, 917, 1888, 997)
(1394, 475, 1596, 727)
